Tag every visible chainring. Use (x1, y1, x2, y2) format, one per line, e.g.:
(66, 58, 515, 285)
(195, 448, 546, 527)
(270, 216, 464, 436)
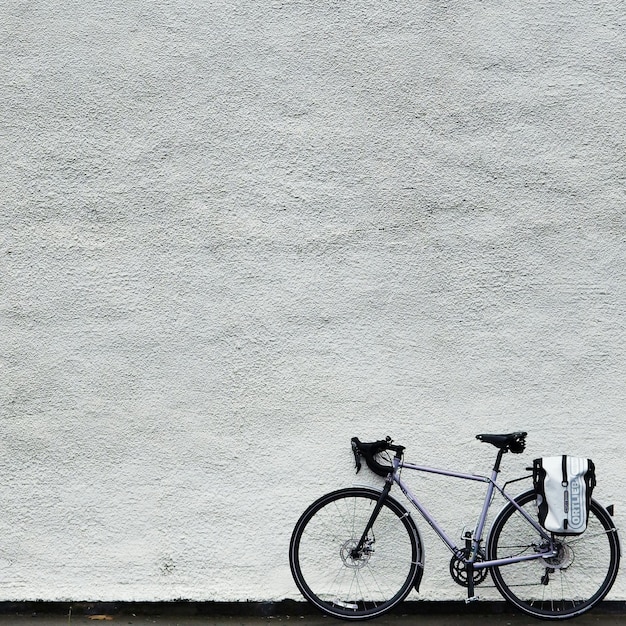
(449, 548, 488, 587)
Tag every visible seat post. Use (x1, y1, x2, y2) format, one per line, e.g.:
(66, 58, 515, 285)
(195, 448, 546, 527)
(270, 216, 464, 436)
(493, 447, 506, 473)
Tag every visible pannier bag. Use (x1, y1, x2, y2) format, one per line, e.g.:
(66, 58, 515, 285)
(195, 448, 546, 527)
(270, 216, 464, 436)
(533, 456, 596, 535)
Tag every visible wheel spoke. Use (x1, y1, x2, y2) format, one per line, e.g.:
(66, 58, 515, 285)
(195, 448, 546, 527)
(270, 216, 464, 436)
(488, 490, 620, 619)
(290, 488, 421, 619)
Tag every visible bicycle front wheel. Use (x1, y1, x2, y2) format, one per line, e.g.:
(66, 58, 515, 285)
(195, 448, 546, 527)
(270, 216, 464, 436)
(289, 487, 422, 619)
(488, 489, 620, 620)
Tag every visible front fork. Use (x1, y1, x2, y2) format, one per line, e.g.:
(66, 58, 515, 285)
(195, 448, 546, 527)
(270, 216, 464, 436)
(351, 479, 393, 559)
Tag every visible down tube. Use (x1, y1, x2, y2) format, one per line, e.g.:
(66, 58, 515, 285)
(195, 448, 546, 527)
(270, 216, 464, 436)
(393, 474, 462, 553)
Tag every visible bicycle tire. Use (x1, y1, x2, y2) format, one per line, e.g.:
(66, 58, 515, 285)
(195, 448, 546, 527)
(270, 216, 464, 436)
(289, 487, 423, 620)
(488, 489, 620, 620)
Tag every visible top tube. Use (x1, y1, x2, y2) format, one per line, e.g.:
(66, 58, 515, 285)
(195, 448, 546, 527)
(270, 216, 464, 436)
(399, 461, 492, 483)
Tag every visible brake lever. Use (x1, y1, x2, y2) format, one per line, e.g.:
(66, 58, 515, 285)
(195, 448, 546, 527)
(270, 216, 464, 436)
(351, 439, 362, 474)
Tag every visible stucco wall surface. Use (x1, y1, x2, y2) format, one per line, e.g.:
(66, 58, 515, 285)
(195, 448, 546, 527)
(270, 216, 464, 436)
(2, 0, 625, 603)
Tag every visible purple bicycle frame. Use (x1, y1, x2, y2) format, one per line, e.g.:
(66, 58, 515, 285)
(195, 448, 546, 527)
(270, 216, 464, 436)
(391, 457, 558, 571)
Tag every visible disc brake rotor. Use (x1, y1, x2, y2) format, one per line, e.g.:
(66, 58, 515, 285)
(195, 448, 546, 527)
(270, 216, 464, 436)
(542, 541, 574, 569)
(340, 539, 373, 569)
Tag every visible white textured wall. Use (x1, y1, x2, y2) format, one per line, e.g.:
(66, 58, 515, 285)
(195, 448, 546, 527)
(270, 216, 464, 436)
(2, 0, 625, 602)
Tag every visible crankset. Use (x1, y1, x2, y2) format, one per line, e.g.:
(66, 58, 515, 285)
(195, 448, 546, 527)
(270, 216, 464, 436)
(450, 547, 488, 587)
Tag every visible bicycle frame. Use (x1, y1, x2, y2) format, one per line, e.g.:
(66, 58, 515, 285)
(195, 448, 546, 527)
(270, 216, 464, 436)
(392, 462, 554, 569)
(352, 450, 560, 600)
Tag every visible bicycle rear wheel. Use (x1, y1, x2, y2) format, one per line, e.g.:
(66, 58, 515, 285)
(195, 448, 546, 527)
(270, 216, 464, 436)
(488, 489, 620, 620)
(289, 487, 422, 619)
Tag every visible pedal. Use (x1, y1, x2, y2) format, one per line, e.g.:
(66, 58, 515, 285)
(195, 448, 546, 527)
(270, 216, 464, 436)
(465, 595, 480, 604)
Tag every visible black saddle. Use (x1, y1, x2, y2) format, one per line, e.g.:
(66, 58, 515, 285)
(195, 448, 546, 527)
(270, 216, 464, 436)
(476, 431, 527, 454)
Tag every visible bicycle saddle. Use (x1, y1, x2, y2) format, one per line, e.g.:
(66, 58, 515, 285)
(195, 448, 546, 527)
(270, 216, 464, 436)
(476, 431, 527, 454)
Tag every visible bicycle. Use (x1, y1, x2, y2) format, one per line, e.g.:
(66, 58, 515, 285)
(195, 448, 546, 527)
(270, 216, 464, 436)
(289, 432, 621, 620)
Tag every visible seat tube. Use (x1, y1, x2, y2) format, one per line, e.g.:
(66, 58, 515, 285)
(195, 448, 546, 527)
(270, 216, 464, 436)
(473, 472, 497, 550)
(466, 471, 497, 601)
(473, 450, 504, 553)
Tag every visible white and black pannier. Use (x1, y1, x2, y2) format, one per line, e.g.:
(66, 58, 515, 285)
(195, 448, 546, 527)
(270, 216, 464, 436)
(532, 456, 596, 535)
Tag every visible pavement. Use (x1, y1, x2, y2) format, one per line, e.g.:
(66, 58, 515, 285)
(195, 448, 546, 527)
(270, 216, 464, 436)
(0, 609, 625, 626)
(0, 616, 624, 625)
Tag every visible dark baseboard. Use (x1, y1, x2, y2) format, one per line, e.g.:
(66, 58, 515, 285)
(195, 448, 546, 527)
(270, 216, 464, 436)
(0, 600, 624, 618)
